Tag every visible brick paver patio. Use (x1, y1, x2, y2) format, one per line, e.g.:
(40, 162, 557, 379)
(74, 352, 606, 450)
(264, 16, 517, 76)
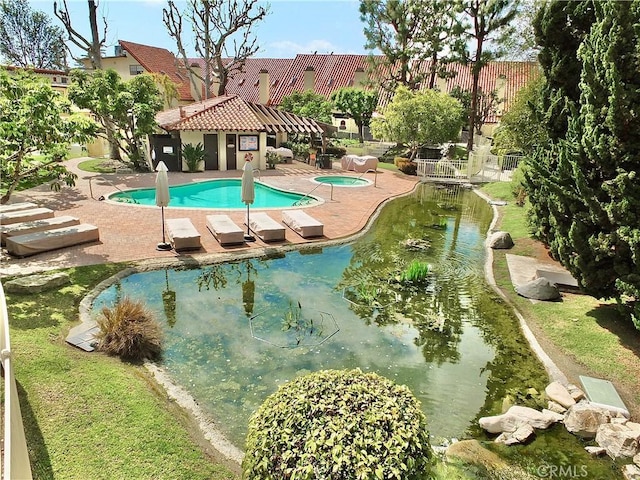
(0, 158, 419, 276)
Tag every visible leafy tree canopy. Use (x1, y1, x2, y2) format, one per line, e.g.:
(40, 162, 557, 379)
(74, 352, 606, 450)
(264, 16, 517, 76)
(0, 0, 67, 70)
(0, 69, 98, 204)
(330, 87, 378, 143)
(371, 85, 463, 160)
(68, 69, 163, 171)
(492, 75, 548, 155)
(279, 90, 333, 124)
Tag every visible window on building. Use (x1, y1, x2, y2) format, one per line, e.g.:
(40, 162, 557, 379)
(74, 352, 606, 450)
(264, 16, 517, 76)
(339, 120, 347, 130)
(61, 77, 68, 84)
(129, 65, 144, 75)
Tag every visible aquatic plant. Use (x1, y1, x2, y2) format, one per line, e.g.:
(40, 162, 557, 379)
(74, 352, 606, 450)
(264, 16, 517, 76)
(95, 296, 164, 361)
(400, 260, 432, 283)
(281, 301, 323, 344)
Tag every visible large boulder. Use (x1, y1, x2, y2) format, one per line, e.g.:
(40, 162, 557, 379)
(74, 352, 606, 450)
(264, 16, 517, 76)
(479, 405, 561, 434)
(595, 423, 640, 459)
(495, 424, 535, 445)
(623, 464, 640, 480)
(515, 277, 561, 301)
(487, 231, 514, 249)
(4, 272, 70, 294)
(545, 382, 576, 409)
(564, 403, 612, 439)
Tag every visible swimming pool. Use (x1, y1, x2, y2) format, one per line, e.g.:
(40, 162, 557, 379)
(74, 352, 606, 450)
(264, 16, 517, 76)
(312, 176, 372, 186)
(108, 178, 318, 209)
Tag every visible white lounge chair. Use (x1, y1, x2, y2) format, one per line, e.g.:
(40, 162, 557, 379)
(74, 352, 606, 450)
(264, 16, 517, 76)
(341, 155, 378, 173)
(1, 215, 80, 246)
(166, 218, 201, 251)
(5, 224, 99, 257)
(246, 212, 285, 242)
(0, 202, 38, 214)
(0, 207, 54, 225)
(206, 215, 244, 245)
(282, 209, 324, 238)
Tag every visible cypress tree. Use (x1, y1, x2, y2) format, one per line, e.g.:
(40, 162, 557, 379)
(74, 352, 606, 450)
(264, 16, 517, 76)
(526, 1, 595, 245)
(569, 0, 640, 320)
(528, 0, 640, 327)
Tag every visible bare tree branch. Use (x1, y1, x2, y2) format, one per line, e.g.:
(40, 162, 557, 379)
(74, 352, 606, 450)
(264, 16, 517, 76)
(54, 0, 106, 68)
(163, 0, 268, 99)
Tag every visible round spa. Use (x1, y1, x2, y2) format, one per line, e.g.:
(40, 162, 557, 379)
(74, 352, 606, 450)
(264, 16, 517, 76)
(312, 176, 372, 187)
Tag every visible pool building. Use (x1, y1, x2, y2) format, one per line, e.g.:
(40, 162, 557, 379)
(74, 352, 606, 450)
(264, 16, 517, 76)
(152, 95, 334, 173)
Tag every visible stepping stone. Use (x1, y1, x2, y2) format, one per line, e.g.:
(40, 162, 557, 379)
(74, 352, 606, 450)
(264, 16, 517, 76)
(580, 375, 630, 418)
(66, 325, 100, 352)
(535, 269, 579, 290)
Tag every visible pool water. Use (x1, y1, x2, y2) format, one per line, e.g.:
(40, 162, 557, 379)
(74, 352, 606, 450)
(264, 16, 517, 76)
(313, 175, 371, 186)
(91, 184, 549, 449)
(108, 178, 316, 208)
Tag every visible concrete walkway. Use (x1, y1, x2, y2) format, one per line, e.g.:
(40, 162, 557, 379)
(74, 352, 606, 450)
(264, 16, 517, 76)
(0, 158, 418, 276)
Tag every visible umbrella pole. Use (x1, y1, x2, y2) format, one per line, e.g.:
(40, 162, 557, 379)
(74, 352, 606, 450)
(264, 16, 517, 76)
(244, 204, 255, 242)
(157, 205, 172, 250)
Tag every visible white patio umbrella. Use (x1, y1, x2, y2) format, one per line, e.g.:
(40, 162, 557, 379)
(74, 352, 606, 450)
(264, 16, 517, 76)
(155, 161, 172, 250)
(241, 158, 256, 242)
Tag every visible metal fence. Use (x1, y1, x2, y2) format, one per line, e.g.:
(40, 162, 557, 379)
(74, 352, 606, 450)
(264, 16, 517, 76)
(0, 282, 33, 479)
(416, 149, 524, 184)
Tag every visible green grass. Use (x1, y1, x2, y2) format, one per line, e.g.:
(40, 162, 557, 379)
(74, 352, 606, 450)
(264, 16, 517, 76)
(480, 182, 640, 414)
(77, 158, 117, 173)
(5, 264, 237, 480)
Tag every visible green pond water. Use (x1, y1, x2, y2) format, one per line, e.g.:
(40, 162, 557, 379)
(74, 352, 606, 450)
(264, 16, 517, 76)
(90, 184, 624, 477)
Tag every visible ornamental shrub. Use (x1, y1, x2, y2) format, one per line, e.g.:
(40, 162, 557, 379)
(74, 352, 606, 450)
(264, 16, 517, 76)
(95, 296, 164, 361)
(243, 369, 433, 480)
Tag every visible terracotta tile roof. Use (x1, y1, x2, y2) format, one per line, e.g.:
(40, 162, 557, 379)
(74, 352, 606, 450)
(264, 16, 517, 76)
(156, 95, 322, 134)
(377, 60, 541, 123)
(270, 54, 383, 105)
(189, 57, 294, 103)
(119, 40, 195, 102)
(118, 40, 540, 123)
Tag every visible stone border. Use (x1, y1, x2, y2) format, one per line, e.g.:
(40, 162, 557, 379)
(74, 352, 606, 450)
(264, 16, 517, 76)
(474, 188, 568, 385)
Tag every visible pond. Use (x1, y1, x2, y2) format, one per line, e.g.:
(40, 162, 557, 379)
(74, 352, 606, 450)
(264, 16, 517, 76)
(91, 184, 549, 449)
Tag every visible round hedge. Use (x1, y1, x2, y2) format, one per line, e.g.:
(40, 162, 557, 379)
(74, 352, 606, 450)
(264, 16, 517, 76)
(242, 369, 432, 479)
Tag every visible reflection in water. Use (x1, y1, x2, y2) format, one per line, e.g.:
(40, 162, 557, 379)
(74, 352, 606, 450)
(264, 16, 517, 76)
(92, 184, 547, 448)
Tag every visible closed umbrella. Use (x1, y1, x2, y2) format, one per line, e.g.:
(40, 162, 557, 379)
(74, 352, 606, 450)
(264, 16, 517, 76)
(155, 161, 172, 250)
(241, 158, 256, 241)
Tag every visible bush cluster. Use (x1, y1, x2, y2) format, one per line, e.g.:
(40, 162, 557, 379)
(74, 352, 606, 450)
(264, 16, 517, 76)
(243, 368, 433, 480)
(95, 297, 164, 361)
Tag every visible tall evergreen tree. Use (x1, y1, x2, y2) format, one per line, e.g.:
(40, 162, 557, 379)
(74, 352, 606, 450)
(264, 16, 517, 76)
(527, 0, 640, 327)
(359, 0, 464, 92)
(525, 1, 595, 245)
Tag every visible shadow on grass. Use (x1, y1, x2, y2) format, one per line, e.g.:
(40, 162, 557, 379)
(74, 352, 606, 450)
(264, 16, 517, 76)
(18, 381, 54, 480)
(586, 303, 640, 358)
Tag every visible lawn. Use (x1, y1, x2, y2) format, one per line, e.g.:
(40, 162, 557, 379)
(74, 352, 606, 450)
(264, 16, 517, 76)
(480, 182, 640, 417)
(5, 264, 238, 480)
